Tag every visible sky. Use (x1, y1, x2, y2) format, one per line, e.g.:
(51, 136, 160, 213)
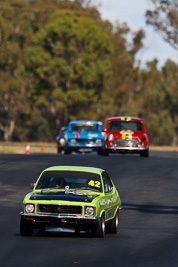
(96, 0, 178, 69)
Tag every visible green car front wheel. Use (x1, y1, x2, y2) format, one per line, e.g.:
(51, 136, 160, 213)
(95, 214, 106, 237)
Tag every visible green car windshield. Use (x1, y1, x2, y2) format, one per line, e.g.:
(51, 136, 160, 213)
(35, 170, 103, 193)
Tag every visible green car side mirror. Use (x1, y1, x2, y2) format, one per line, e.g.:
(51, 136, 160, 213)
(30, 183, 35, 189)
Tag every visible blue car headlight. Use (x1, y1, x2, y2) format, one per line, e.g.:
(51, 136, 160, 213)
(69, 139, 76, 145)
(59, 138, 66, 146)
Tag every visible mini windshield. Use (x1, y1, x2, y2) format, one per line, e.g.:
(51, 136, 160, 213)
(109, 121, 143, 132)
(71, 124, 99, 133)
(35, 170, 103, 192)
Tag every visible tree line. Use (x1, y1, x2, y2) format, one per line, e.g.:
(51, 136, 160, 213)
(0, 0, 177, 146)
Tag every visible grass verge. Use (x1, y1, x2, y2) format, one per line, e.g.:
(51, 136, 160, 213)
(0, 142, 57, 154)
(0, 142, 177, 154)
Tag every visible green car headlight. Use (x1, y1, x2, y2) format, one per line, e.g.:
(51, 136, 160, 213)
(85, 206, 96, 216)
(25, 204, 35, 214)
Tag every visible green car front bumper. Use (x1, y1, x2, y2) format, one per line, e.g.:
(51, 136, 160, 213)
(20, 212, 100, 231)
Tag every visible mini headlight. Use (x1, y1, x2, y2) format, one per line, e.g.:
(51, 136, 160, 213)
(25, 204, 35, 214)
(85, 206, 96, 216)
(95, 139, 102, 144)
(70, 139, 76, 144)
(59, 138, 66, 146)
(108, 134, 114, 141)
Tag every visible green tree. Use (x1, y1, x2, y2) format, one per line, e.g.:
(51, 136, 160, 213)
(0, 0, 33, 141)
(25, 10, 113, 139)
(0, 0, 177, 145)
(101, 22, 146, 119)
(135, 59, 178, 145)
(161, 60, 178, 145)
(146, 0, 178, 50)
(0, 0, 102, 141)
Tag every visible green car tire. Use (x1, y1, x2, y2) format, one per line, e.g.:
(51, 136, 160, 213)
(94, 214, 105, 237)
(109, 210, 119, 233)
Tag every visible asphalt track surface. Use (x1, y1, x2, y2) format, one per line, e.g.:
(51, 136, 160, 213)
(0, 151, 178, 267)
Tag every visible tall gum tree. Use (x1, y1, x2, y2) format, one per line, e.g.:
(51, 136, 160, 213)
(0, 1, 33, 141)
(25, 10, 113, 137)
(146, 0, 178, 50)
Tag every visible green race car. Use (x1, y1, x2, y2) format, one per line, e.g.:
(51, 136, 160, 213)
(20, 166, 121, 237)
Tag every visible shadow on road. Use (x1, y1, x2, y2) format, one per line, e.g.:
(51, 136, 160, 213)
(123, 202, 178, 215)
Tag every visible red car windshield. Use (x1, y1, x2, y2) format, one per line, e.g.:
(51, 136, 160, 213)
(109, 121, 143, 132)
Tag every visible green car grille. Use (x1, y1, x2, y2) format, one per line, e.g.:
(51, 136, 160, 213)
(38, 204, 82, 215)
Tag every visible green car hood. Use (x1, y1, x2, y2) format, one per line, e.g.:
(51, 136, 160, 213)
(30, 192, 99, 203)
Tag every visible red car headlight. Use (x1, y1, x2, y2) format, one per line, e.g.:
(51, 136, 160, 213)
(108, 134, 114, 141)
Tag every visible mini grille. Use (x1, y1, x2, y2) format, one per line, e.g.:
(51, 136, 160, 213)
(114, 139, 139, 148)
(38, 205, 82, 215)
(76, 139, 94, 144)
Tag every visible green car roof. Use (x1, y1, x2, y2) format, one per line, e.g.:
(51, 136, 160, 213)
(43, 166, 105, 174)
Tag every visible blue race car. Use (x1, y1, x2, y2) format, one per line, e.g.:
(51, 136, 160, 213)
(64, 120, 103, 154)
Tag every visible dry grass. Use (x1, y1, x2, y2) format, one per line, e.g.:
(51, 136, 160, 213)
(149, 146, 177, 152)
(0, 142, 57, 154)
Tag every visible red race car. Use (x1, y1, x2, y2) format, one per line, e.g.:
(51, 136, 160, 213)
(102, 116, 149, 157)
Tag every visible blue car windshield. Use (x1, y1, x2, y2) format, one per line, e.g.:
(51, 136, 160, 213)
(35, 170, 103, 192)
(71, 124, 99, 132)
